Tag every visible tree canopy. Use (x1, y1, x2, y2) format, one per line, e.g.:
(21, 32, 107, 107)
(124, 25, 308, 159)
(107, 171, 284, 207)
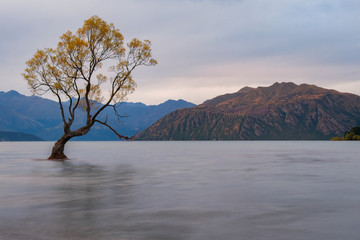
(23, 16, 157, 159)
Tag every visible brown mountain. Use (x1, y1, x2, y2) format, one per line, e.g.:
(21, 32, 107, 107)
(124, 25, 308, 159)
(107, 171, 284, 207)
(136, 82, 360, 140)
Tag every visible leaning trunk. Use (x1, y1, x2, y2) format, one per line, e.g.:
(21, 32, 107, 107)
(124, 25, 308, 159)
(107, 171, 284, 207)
(48, 134, 72, 160)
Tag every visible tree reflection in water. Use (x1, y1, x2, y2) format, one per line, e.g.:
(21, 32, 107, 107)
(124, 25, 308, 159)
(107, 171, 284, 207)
(0, 162, 136, 240)
(53, 162, 136, 239)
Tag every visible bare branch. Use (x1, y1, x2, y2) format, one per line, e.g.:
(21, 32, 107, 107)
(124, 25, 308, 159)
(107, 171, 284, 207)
(113, 103, 128, 120)
(91, 65, 135, 122)
(94, 119, 132, 140)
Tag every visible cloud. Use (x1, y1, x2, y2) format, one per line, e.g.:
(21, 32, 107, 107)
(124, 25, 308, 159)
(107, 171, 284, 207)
(0, 0, 359, 104)
(129, 56, 360, 104)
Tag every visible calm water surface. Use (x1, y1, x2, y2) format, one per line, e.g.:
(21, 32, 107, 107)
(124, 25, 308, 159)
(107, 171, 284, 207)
(0, 141, 359, 240)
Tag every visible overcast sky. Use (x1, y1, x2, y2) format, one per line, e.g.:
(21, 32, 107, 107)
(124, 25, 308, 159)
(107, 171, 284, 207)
(1, 0, 359, 104)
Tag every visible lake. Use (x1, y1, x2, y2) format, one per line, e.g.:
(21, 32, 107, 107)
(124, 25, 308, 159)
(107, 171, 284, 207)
(0, 141, 359, 240)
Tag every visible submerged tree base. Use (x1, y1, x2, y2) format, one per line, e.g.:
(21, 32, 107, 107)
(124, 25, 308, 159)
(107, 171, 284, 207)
(48, 153, 68, 160)
(48, 137, 70, 160)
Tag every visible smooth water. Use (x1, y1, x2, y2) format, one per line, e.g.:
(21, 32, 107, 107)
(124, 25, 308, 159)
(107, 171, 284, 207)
(0, 141, 359, 240)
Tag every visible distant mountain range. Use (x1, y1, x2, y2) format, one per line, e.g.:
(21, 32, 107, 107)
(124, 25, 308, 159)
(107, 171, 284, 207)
(137, 82, 360, 140)
(0, 90, 195, 141)
(0, 131, 43, 141)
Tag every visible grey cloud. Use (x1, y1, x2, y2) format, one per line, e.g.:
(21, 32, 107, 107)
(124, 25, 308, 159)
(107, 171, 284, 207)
(0, 0, 359, 104)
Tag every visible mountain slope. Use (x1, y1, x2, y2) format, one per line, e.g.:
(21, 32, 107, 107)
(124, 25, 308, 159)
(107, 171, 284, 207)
(0, 131, 43, 141)
(137, 82, 360, 140)
(0, 91, 195, 140)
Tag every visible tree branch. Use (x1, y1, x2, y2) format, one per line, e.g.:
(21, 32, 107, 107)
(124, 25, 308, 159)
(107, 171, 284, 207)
(94, 119, 132, 140)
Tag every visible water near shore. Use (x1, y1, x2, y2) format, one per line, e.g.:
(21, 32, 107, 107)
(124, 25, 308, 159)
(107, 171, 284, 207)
(0, 141, 359, 240)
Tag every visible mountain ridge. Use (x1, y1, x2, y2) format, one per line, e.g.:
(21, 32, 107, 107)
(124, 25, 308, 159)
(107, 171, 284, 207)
(0, 90, 195, 140)
(0, 131, 43, 141)
(137, 82, 360, 140)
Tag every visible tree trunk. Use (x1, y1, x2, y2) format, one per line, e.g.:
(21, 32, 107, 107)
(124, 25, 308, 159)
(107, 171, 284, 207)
(48, 135, 72, 160)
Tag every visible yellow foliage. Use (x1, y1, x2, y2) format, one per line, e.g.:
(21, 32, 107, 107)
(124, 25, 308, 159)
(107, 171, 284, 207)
(330, 136, 342, 141)
(23, 15, 157, 116)
(53, 82, 62, 90)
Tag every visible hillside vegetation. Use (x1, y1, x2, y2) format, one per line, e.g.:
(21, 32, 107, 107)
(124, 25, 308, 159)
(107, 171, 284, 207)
(331, 127, 360, 140)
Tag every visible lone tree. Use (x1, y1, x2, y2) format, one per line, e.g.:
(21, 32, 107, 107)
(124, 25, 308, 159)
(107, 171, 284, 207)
(23, 16, 157, 160)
